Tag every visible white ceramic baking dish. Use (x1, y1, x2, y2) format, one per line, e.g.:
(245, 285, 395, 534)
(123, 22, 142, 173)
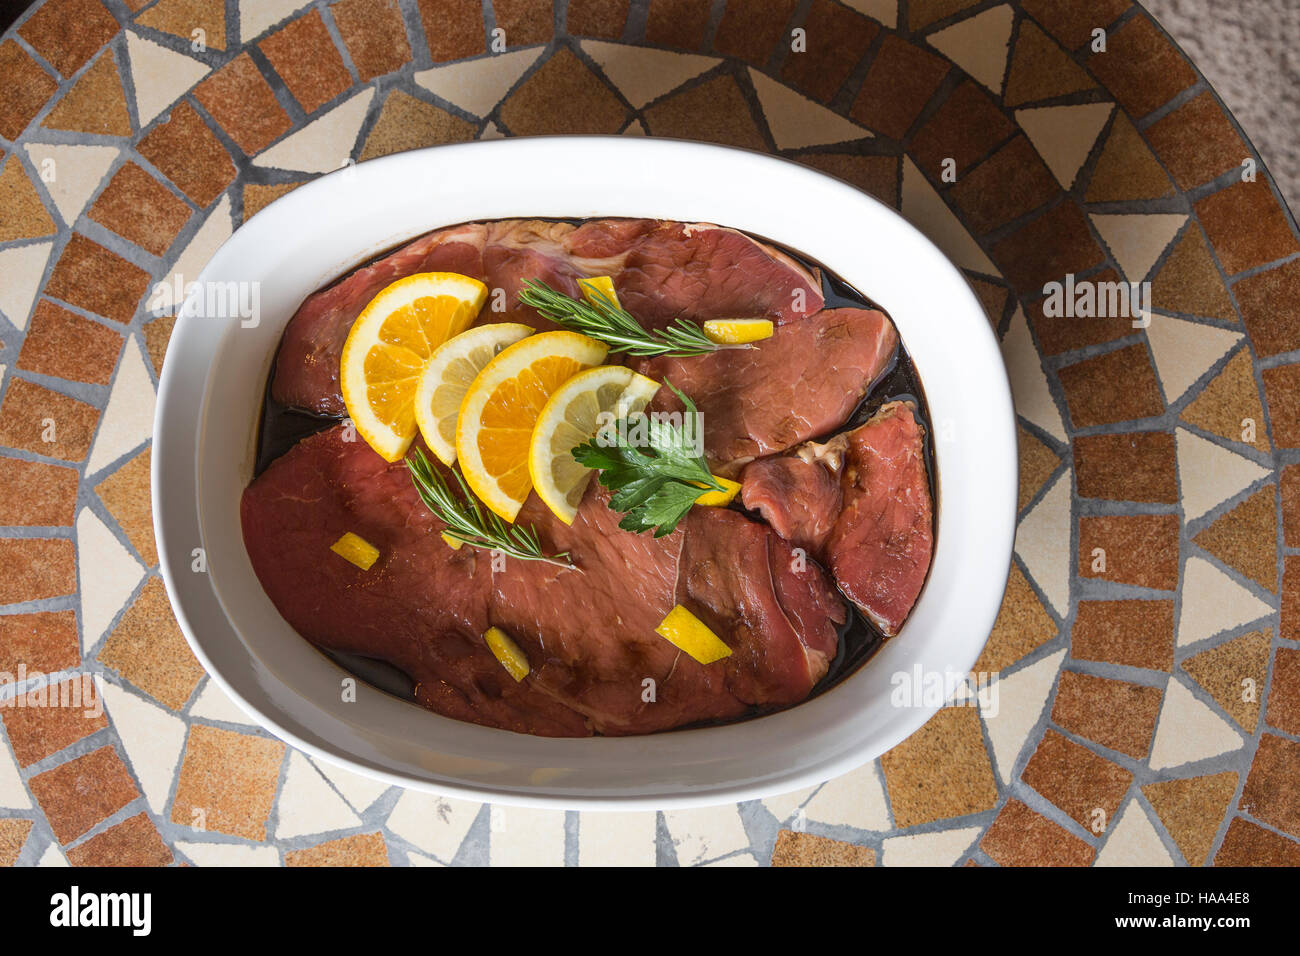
(153, 136, 1016, 809)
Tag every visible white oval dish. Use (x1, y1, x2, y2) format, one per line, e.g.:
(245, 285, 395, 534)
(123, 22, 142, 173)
(153, 136, 1016, 809)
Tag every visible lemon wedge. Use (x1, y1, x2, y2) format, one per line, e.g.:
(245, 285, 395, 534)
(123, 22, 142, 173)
(655, 605, 732, 664)
(456, 330, 609, 522)
(414, 323, 534, 465)
(694, 476, 742, 507)
(579, 275, 620, 308)
(702, 318, 774, 345)
(528, 365, 661, 524)
(484, 626, 530, 682)
(340, 272, 487, 461)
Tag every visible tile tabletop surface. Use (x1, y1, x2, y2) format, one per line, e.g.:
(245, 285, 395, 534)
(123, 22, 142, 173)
(1, 0, 1299, 867)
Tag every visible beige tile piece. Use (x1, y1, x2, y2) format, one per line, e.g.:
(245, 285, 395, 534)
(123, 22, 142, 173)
(97, 677, 185, 814)
(1177, 557, 1272, 647)
(1148, 678, 1244, 770)
(404, 849, 446, 866)
(983, 649, 1066, 783)
(310, 757, 389, 813)
(801, 762, 891, 831)
(37, 844, 67, 866)
(1002, 307, 1067, 441)
(1014, 468, 1072, 615)
(880, 826, 980, 866)
(1175, 427, 1270, 523)
(0, 735, 31, 809)
(0, 241, 52, 331)
(1091, 213, 1188, 284)
(238, 0, 311, 41)
(761, 785, 817, 823)
(1145, 313, 1241, 404)
(85, 340, 156, 475)
(413, 48, 544, 119)
(75, 508, 145, 651)
(901, 157, 999, 275)
(925, 4, 1014, 94)
(274, 751, 362, 839)
(385, 789, 480, 861)
(124, 30, 210, 125)
(747, 68, 869, 150)
(252, 89, 375, 174)
(581, 40, 718, 109)
(163, 195, 233, 307)
(175, 840, 280, 865)
(188, 679, 256, 726)
(703, 852, 759, 866)
(488, 805, 565, 866)
(1094, 800, 1175, 866)
(663, 804, 750, 866)
(577, 810, 657, 866)
(1015, 103, 1113, 189)
(22, 144, 119, 227)
(842, 0, 897, 27)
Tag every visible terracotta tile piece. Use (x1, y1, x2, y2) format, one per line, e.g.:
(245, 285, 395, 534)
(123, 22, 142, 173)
(286, 832, 390, 866)
(1086, 14, 1197, 118)
(780, 0, 879, 103)
(18, 0, 119, 77)
(1214, 817, 1300, 866)
(1073, 431, 1178, 503)
(1052, 670, 1163, 757)
(331, 0, 412, 79)
(1143, 772, 1238, 865)
(0, 379, 100, 462)
(990, 201, 1106, 292)
(974, 564, 1056, 674)
(1284, 465, 1300, 547)
(1022, 729, 1132, 830)
(1234, 258, 1300, 358)
(66, 812, 173, 866)
(143, 315, 177, 374)
(1150, 226, 1235, 321)
(910, 79, 1016, 177)
(644, 0, 710, 49)
(46, 233, 151, 324)
(88, 162, 190, 257)
(980, 799, 1095, 866)
(492, 0, 555, 45)
(793, 154, 899, 208)
(0, 40, 58, 140)
(1146, 91, 1249, 191)
(29, 745, 139, 844)
(1240, 734, 1300, 838)
(98, 578, 203, 709)
(260, 11, 352, 114)
(907, 0, 980, 32)
(358, 90, 476, 161)
(1262, 364, 1300, 449)
(0, 537, 76, 603)
(1071, 600, 1174, 672)
(969, 276, 1009, 328)
(41, 51, 131, 136)
(241, 183, 301, 222)
(1058, 343, 1164, 428)
(0, 611, 80, 674)
(1078, 513, 1179, 589)
(1021, 0, 1130, 50)
(949, 135, 1060, 235)
(1028, 269, 1136, 355)
(643, 74, 766, 151)
(1181, 350, 1269, 452)
(1183, 630, 1271, 732)
(1196, 178, 1300, 277)
(1266, 647, 1300, 736)
(1287, 556, 1300, 640)
(850, 35, 949, 140)
(499, 48, 627, 135)
(567, 0, 629, 38)
(0, 819, 33, 866)
(17, 300, 123, 385)
(714, 0, 798, 66)
(138, 100, 235, 207)
(0, 457, 79, 527)
(0, 157, 57, 242)
(95, 449, 156, 566)
(171, 724, 284, 839)
(417, 0, 485, 60)
(771, 830, 874, 867)
(1003, 21, 1098, 108)
(1193, 487, 1277, 593)
(1016, 423, 1059, 510)
(136, 0, 227, 51)
(880, 707, 998, 827)
(1084, 113, 1175, 203)
(2, 677, 108, 767)
(194, 53, 291, 155)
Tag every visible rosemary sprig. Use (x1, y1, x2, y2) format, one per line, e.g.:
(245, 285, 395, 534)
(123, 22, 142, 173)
(517, 279, 720, 357)
(407, 449, 572, 569)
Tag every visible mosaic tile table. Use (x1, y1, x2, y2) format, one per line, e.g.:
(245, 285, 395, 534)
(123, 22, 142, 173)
(0, 0, 1298, 868)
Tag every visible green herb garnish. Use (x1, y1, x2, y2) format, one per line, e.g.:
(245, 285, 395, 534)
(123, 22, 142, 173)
(517, 279, 719, 357)
(407, 449, 572, 568)
(571, 382, 726, 537)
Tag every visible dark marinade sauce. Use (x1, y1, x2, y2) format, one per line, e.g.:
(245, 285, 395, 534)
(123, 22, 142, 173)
(253, 220, 937, 713)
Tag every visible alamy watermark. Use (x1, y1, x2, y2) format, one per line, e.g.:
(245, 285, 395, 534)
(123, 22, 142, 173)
(0, 667, 102, 719)
(1041, 273, 1151, 328)
(890, 664, 999, 717)
(146, 273, 261, 328)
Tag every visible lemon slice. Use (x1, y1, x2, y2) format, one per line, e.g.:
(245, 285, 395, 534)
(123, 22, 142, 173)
(456, 330, 609, 521)
(340, 272, 488, 461)
(528, 365, 661, 524)
(579, 275, 620, 307)
(414, 323, 534, 465)
(702, 318, 774, 345)
(655, 605, 732, 664)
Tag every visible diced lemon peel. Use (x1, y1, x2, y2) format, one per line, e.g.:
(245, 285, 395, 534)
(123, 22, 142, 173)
(441, 532, 464, 551)
(702, 318, 774, 345)
(330, 532, 380, 570)
(655, 605, 732, 664)
(579, 275, 620, 308)
(693, 476, 742, 507)
(484, 626, 530, 682)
